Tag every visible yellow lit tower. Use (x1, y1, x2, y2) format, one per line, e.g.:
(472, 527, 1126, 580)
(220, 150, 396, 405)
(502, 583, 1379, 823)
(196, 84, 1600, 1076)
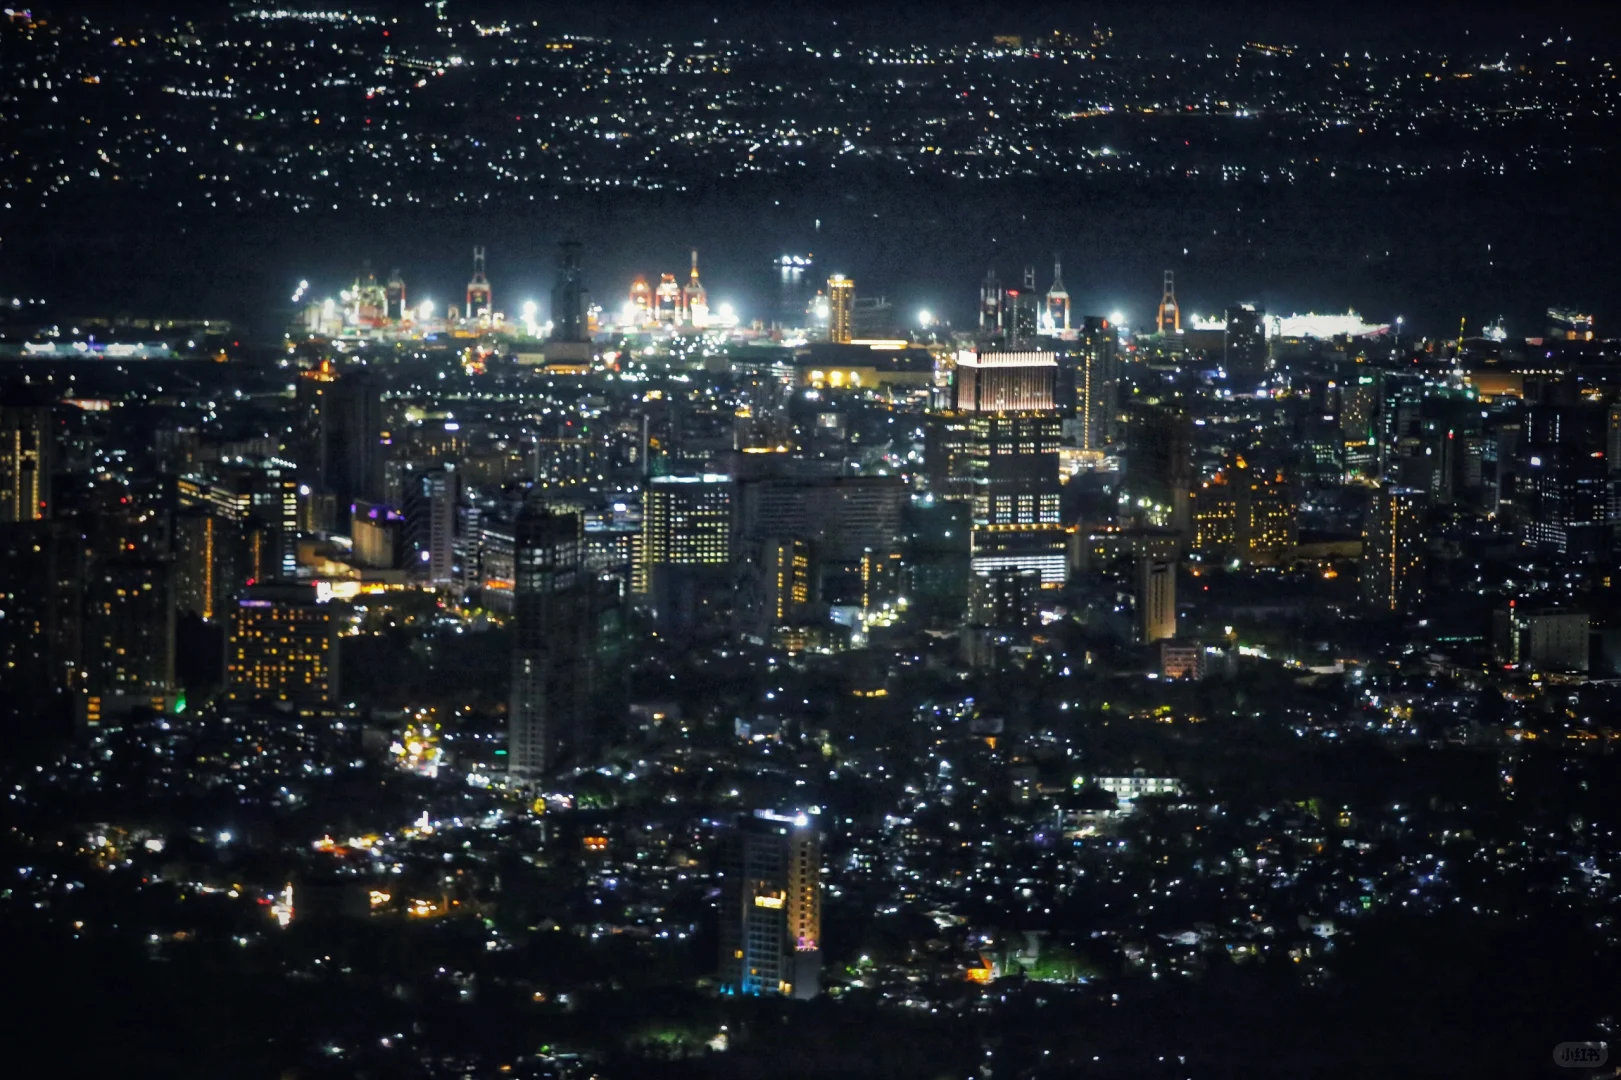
(827, 275, 854, 344)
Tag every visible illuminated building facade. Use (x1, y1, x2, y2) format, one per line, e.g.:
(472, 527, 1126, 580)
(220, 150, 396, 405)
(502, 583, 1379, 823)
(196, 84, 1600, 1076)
(827, 275, 854, 344)
(1157, 270, 1180, 334)
(953, 350, 1057, 412)
(1043, 254, 1071, 333)
(0, 400, 53, 522)
(1191, 456, 1297, 567)
(1360, 488, 1425, 613)
(177, 460, 300, 580)
(465, 246, 493, 322)
(1066, 317, 1120, 451)
(718, 810, 822, 1000)
(928, 351, 1065, 584)
(0, 522, 82, 730)
(774, 254, 813, 328)
(226, 582, 336, 704)
(636, 473, 732, 626)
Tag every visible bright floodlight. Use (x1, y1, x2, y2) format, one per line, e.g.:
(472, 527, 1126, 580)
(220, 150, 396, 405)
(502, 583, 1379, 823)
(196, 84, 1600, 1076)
(919, 309, 934, 327)
(522, 300, 538, 317)
(1110, 310, 1125, 325)
(418, 299, 435, 321)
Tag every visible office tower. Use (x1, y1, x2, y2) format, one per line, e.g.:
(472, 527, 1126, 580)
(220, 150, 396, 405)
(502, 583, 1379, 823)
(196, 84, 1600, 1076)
(176, 459, 300, 580)
(1223, 304, 1267, 381)
(1137, 557, 1176, 643)
(508, 505, 592, 780)
(226, 582, 338, 704)
(405, 467, 458, 585)
(300, 369, 386, 516)
(1361, 488, 1425, 613)
(1191, 456, 1297, 567)
(172, 508, 264, 620)
(736, 536, 814, 641)
(717, 810, 822, 1000)
(928, 351, 1066, 584)
(1068, 316, 1120, 451)
(0, 522, 82, 733)
(636, 471, 732, 591)
(1005, 267, 1040, 346)
(827, 275, 854, 344)
(774, 254, 814, 328)
(735, 475, 908, 565)
(969, 568, 1041, 629)
(1123, 404, 1193, 531)
(1516, 401, 1609, 560)
(1, 399, 53, 522)
(953, 350, 1057, 412)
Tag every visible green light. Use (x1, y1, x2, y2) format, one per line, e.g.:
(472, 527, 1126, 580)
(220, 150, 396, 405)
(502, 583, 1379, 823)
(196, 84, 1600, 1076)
(174, 693, 187, 715)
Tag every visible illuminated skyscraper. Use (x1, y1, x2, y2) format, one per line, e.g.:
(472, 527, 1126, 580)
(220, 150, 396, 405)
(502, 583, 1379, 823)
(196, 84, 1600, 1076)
(0, 400, 53, 522)
(226, 582, 336, 704)
(927, 351, 1066, 583)
(509, 504, 591, 780)
(774, 254, 814, 328)
(637, 473, 733, 622)
(1360, 488, 1425, 613)
(1137, 557, 1176, 643)
(827, 275, 854, 344)
(718, 810, 822, 1000)
(1067, 316, 1120, 451)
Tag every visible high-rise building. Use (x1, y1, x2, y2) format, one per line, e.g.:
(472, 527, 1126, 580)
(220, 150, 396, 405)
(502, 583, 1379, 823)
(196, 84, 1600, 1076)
(1361, 488, 1425, 613)
(551, 240, 591, 344)
(1137, 557, 1176, 643)
(1223, 304, 1268, 380)
(83, 506, 175, 707)
(952, 350, 1057, 412)
(0, 521, 82, 733)
(1191, 456, 1297, 567)
(717, 810, 822, 1000)
(177, 460, 300, 580)
(509, 505, 592, 780)
(1492, 605, 1589, 673)
(636, 473, 732, 586)
(404, 467, 458, 585)
(928, 351, 1066, 584)
(735, 475, 907, 565)
(968, 568, 1041, 629)
(827, 275, 854, 344)
(226, 582, 337, 704)
(1124, 404, 1193, 531)
(300, 370, 386, 517)
(1157, 270, 1180, 334)
(1067, 317, 1120, 451)
(0, 400, 53, 522)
